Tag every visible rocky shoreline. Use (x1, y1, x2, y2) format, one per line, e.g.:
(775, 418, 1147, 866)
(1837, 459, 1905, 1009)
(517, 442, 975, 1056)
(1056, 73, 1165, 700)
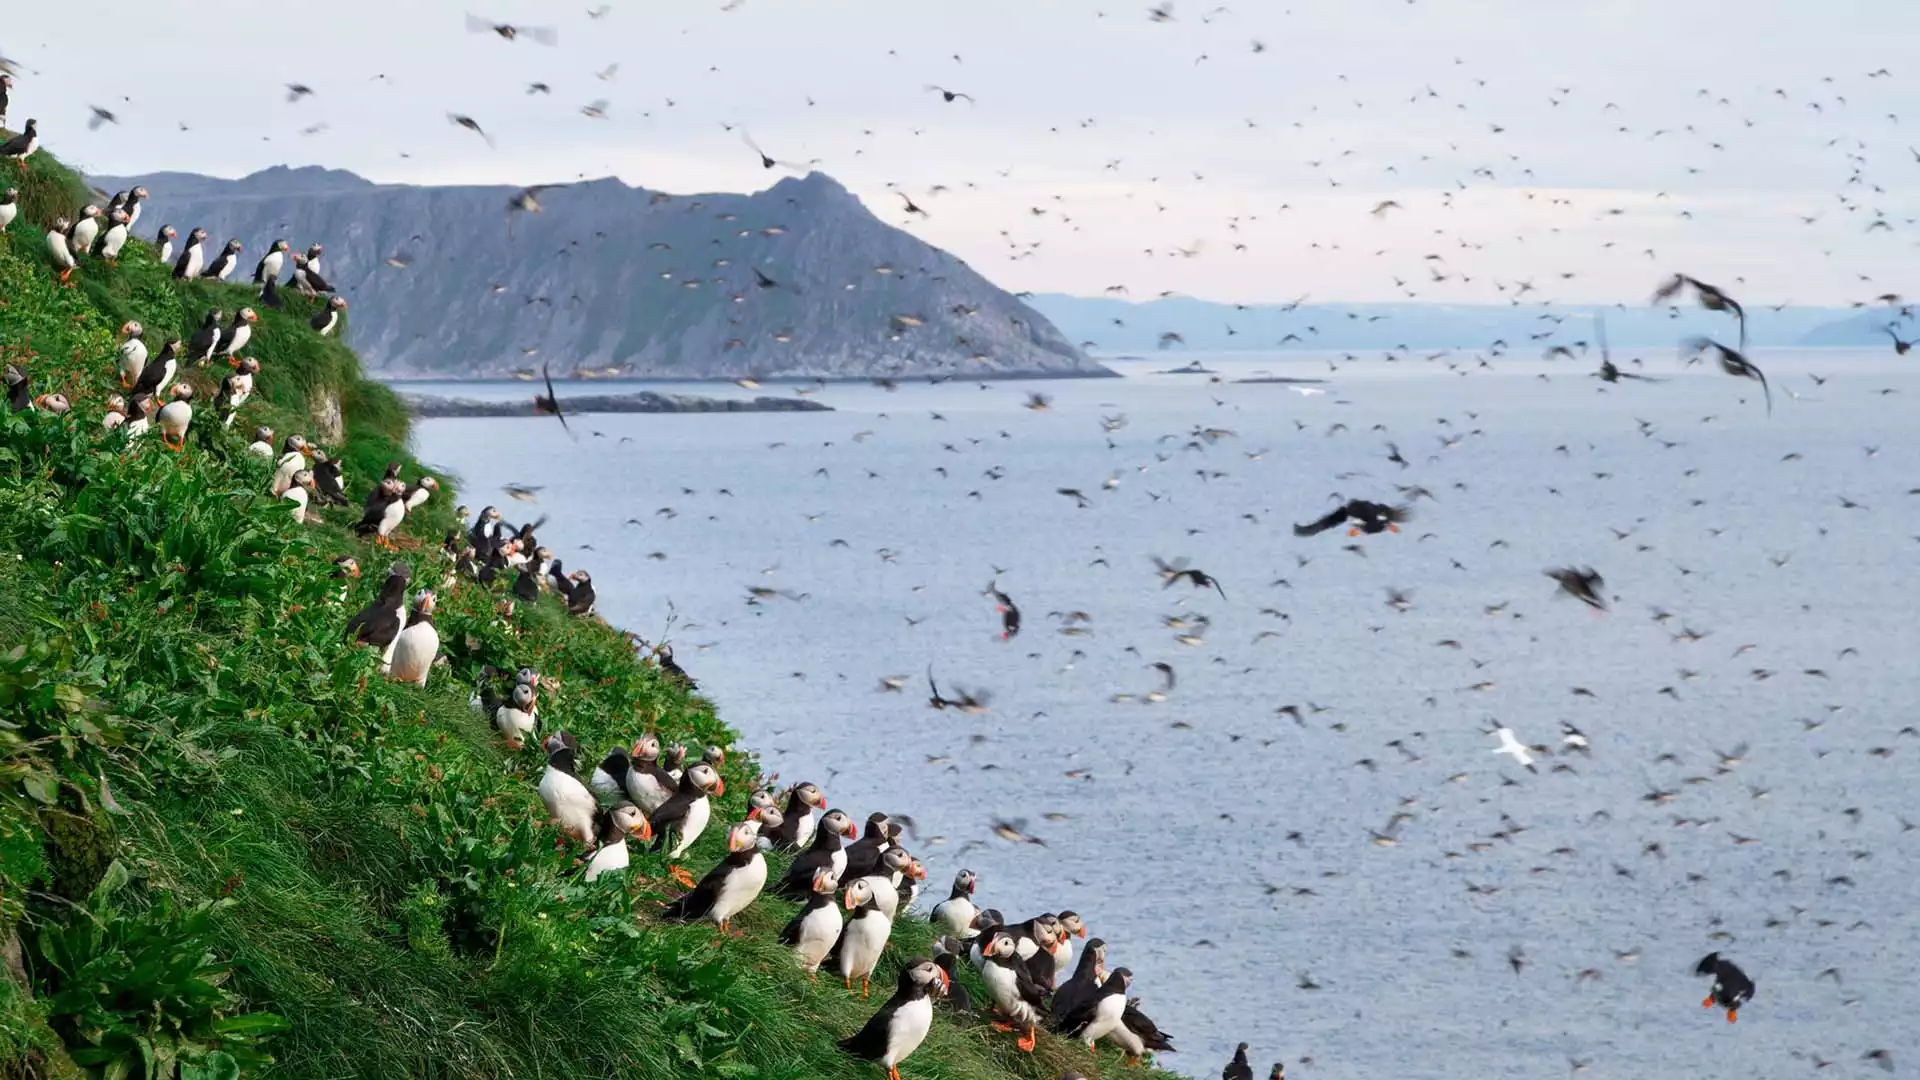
(401, 391, 835, 417)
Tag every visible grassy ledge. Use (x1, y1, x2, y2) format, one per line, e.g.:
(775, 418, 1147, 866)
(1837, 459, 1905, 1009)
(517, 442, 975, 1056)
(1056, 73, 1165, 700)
(0, 142, 1178, 1079)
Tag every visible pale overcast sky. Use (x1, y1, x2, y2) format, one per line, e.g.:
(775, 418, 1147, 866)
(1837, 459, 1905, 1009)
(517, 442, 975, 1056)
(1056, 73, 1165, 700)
(5, 0, 1917, 305)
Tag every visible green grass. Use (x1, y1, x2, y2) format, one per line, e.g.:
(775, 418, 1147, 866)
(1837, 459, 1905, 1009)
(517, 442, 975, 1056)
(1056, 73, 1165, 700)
(0, 145, 1174, 1080)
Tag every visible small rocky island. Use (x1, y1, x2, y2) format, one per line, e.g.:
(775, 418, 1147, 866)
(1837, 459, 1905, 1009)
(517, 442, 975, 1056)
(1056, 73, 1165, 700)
(401, 391, 834, 418)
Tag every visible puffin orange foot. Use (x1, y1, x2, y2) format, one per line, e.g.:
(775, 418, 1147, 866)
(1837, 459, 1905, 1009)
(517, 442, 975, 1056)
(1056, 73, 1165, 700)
(1347, 527, 1360, 537)
(1388, 523, 1401, 533)
(1726, 1010, 1737, 1024)
(668, 865, 696, 888)
(1016, 1028, 1036, 1053)
(888, 1068, 901, 1080)
(1703, 996, 1715, 1008)
(991, 1021, 1016, 1033)
(862, 978, 871, 1000)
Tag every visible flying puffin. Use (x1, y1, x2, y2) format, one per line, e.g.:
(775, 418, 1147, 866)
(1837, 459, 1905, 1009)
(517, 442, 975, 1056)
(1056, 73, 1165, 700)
(270, 434, 313, 496)
(538, 734, 598, 844)
(930, 870, 983, 939)
(621, 733, 678, 811)
(775, 808, 856, 899)
(833, 878, 894, 999)
(354, 478, 407, 548)
(45, 217, 76, 284)
(154, 224, 177, 264)
(780, 868, 845, 974)
(171, 227, 208, 279)
(282, 468, 316, 524)
(978, 928, 1046, 1051)
(216, 307, 258, 358)
(185, 309, 223, 366)
(649, 761, 725, 885)
(0, 76, 12, 129)
(113, 321, 147, 388)
(343, 563, 411, 672)
(201, 238, 242, 281)
(0, 119, 39, 171)
(97, 207, 130, 261)
(67, 204, 101, 256)
(311, 450, 347, 504)
(1293, 498, 1412, 537)
(582, 802, 650, 882)
(660, 819, 770, 933)
(0, 187, 17, 232)
(253, 239, 290, 284)
(1058, 967, 1140, 1061)
(838, 959, 948, 1080)
(386, 590, 439, 686)
(1695, 953, 1754, 1022)
(770, 781, 826, 850)
(155, 383, 195, 451)
(216, 357, 260, 427)
(311, 295, 348, 336)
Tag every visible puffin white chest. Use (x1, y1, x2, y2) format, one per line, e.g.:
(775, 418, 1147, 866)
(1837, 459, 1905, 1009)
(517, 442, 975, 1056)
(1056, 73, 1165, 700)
(838, 909, 891, 982)
(0, 203, 15, 231)
(793, 903, 841, 970)
(828, 847, 848, 881)
(46, 231, 74, 269)
(709, 851, 767, 923)
(539, 769, 597, 844)
(1053, 937, 1075, 980)
(982, 960, 1038, 1023)
(227, 373, 253, 406)
(389, 620, 439, 687)
(625, 769, 672, 813)
(272, 453, 303, 495)
(1079, 992, 1128, 1047)
(494, 705, 536, 747)
(283, 485, 310, 524)
(883, 996, 933, 1067)
(861, 871, 905, 919)
(376, 603, 406, 670)
(791, 810, 817, 851)
(933, 895, 977, 938)
(584, 837, 629, 882)
(71, 218, 99, 253)
(260, 250, 284, 282)
(100, 223, 128, 258)
(668, 796, 711, 858)
(157, 401, 192, 438)
(377, 497, 406, 538)
(225, 324, 251, 356)
(117, 341, 147, 385)
(182, 247, 203, 278)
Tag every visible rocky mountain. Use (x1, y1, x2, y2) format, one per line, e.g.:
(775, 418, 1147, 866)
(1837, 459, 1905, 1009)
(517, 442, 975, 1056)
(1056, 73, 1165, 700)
(88, 165, 1104, 380)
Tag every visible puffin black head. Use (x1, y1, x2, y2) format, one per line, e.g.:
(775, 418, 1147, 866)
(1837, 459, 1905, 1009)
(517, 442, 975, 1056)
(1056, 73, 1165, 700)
(685, 761, 725, 798)
(787, 780, 825, 810)
(158, 224, 176, 241)
(231, 356, 261, 375)
(1059, 910, 1087, 939)
(817, 808, 856, 840)
(630, 732, 661, 763)
(906, 958, 949, 997)
(1, 188, 16, 204)
(332, 555, 360, 579)
(1102, 967, 1133, 993)
(983, 928, 1021, 959)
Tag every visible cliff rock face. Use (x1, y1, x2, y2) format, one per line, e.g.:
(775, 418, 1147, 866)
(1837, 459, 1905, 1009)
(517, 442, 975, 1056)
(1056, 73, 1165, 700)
(90, 166, 1104, 380)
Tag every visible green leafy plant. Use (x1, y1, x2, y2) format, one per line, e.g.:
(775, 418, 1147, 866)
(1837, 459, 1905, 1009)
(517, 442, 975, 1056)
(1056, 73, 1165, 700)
(31, 861, 288, 1080)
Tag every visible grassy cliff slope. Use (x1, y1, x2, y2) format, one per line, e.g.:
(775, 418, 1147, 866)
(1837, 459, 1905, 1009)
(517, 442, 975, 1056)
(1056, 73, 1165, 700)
(0, 143, 1172, 1080)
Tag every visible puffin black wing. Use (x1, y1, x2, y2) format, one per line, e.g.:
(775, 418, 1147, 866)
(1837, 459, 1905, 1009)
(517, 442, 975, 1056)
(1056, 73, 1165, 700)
(838, 1003, 894, 1061)
(536, 363, 576, 439)
(1123, 1000, 1174, 1051)
(1293, 505, 1351, 537)
(776, 903, 811, 945)
(659, 863, 726, 922)
(647, 792, 695, 851)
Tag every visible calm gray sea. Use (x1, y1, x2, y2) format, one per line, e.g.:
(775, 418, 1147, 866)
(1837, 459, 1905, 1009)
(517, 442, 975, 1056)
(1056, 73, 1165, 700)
(409, 350, 1919, 1078)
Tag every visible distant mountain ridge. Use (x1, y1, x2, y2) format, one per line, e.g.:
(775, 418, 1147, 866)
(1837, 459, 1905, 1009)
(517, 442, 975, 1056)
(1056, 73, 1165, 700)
(87, 166, 1105, 380)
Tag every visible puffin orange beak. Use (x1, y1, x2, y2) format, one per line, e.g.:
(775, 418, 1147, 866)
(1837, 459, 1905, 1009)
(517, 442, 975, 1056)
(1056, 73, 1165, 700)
(632, 817, 652, 841)
(843, 891, 860, 911)
(711, 778, 725, 797)
(1076, 926, 1087, 938)
(937, 967, 951, 991)
(841, 820, 857, 838)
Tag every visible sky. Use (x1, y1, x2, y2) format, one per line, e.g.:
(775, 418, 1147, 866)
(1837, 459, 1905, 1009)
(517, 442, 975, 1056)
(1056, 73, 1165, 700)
(5, 0, 1920, 306)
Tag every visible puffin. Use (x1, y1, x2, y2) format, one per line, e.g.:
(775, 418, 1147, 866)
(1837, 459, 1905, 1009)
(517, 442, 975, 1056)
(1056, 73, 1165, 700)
(270, 434, 313, 495)
(123, 186, 148, 229)
(780, 868, 845, 974)
(258, 273, 283, 310)
(774, 808, 857, 899)
(933, 869, 985, 938)
(1054, 910, 1089, 981)
(343, 563, 411, 672)
(0, 119, 38, 171)
(562, 570, 595, 616)
(67, 205, 101, 256)
(489, 680, 539, 750)
(842, 812, 895, 879)
(0, 187, 16, 232)
(253, 239, 290, 284)
(1048, 937, 1108, 1029)
(838, 959, 948, 1080)
(588, 745, 634, 807)
(97, 207, 130, 261)
(311, 450, 347, 504)
(582, 802, 651, 882)
(155, 383, 195, 452)
(978, 928, 1046, 1052)
(649, 761, 725, 883)
(124, 394, 154, 438)
(0, 76, 11, 130)
(131, 339, 180, 401)
(771, 781, 826, 850)
(114, 321, 148, 388)
(622, 734, 678, 811)
(216, 357, 260, 427)
(660, 819, 769, 933)
(282, 468, 315, 524)
(201, 238, 242, 281)
(185, 309, 224, 366)
(329, 555, 360, 602)
(304, 242, 325, 275)
(154, 224, 177, 264)
(403, 475, 438, 513)
(3, 364, 31, 412)
(1223, 1043, 1255, 1080)
(311, 295, 347, 336)
(45, 217, 76, 284)
(1293, 498, 1411, 538)
(1695, 953, 1755, 1022)
(246, 426, 275, 457)
(468, 505, 505, 555)
(101, 395, 128, 431)
(538, 735, 597, 844)
(1121, 999, 1175, 1058)
(1058, 967, 1138, 1061)
(511, 565, 540, 603)
(833, 878, 894, 999)
(386, 590, 439, 686)
(929, 939, 975, 1014)
(292, 252, 333, 295)
(354, 478, 407, 548)
(853, 846, 916, 920)
(216, 307, 258, 358)
(171, 227, 208, 279)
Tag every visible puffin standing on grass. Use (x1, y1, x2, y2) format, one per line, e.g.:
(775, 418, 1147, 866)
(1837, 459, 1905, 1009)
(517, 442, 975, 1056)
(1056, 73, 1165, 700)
(101, 395, 128, 431)
(355, 477, 408, 548)
(114, 321, 147, 388)
(931, 869, 980, 938)
(216, 357, 259, 427)
(312, 295, 347, 336)
(979, 928, 1046, 1052)
(660, 819, 769, 934)
(386, 590, 439, 686)
(216, 308, 258, 359)
(97, 207, 130, 261)
(155, 383, 195, 451)
(538, 734, 598, 845)
(155, 224, 177, 264)
(246, 426, 275, 457)
(270, 434, 313, 495)
(1059, 967, 1141, 1066)
(172, 227, 208, 279)
(123, 186, 148, 229)
(282, 468, 316, 523)
(775, 808, 857, 899)
(834, 878, 894, 999)
(201, 238, 242, 281)
(583, 802, 651, 882)
(67, 205, 100, 257)
(489, 680, 539, 750)
(649, 761, 725, 887)
(253, 239, 290, 284)
(1695, 953, 1755, 1022)
(131, 339, 180, 401)
(0, 187, 17, 232)
(1, 119, 38, 171)
(344, 563, 411, 672)
(771, 781, 826, 850)
(622, 734, 678, 811)
(839, 959, 948, 1080)
(1049, 938, 1108, 1027)
(780, 868, 844, 974)
(562, 570, 595, 615)
(311, 450, 347, 504)
(185, 309, 223, 366)
(45, 216, 77, 284)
